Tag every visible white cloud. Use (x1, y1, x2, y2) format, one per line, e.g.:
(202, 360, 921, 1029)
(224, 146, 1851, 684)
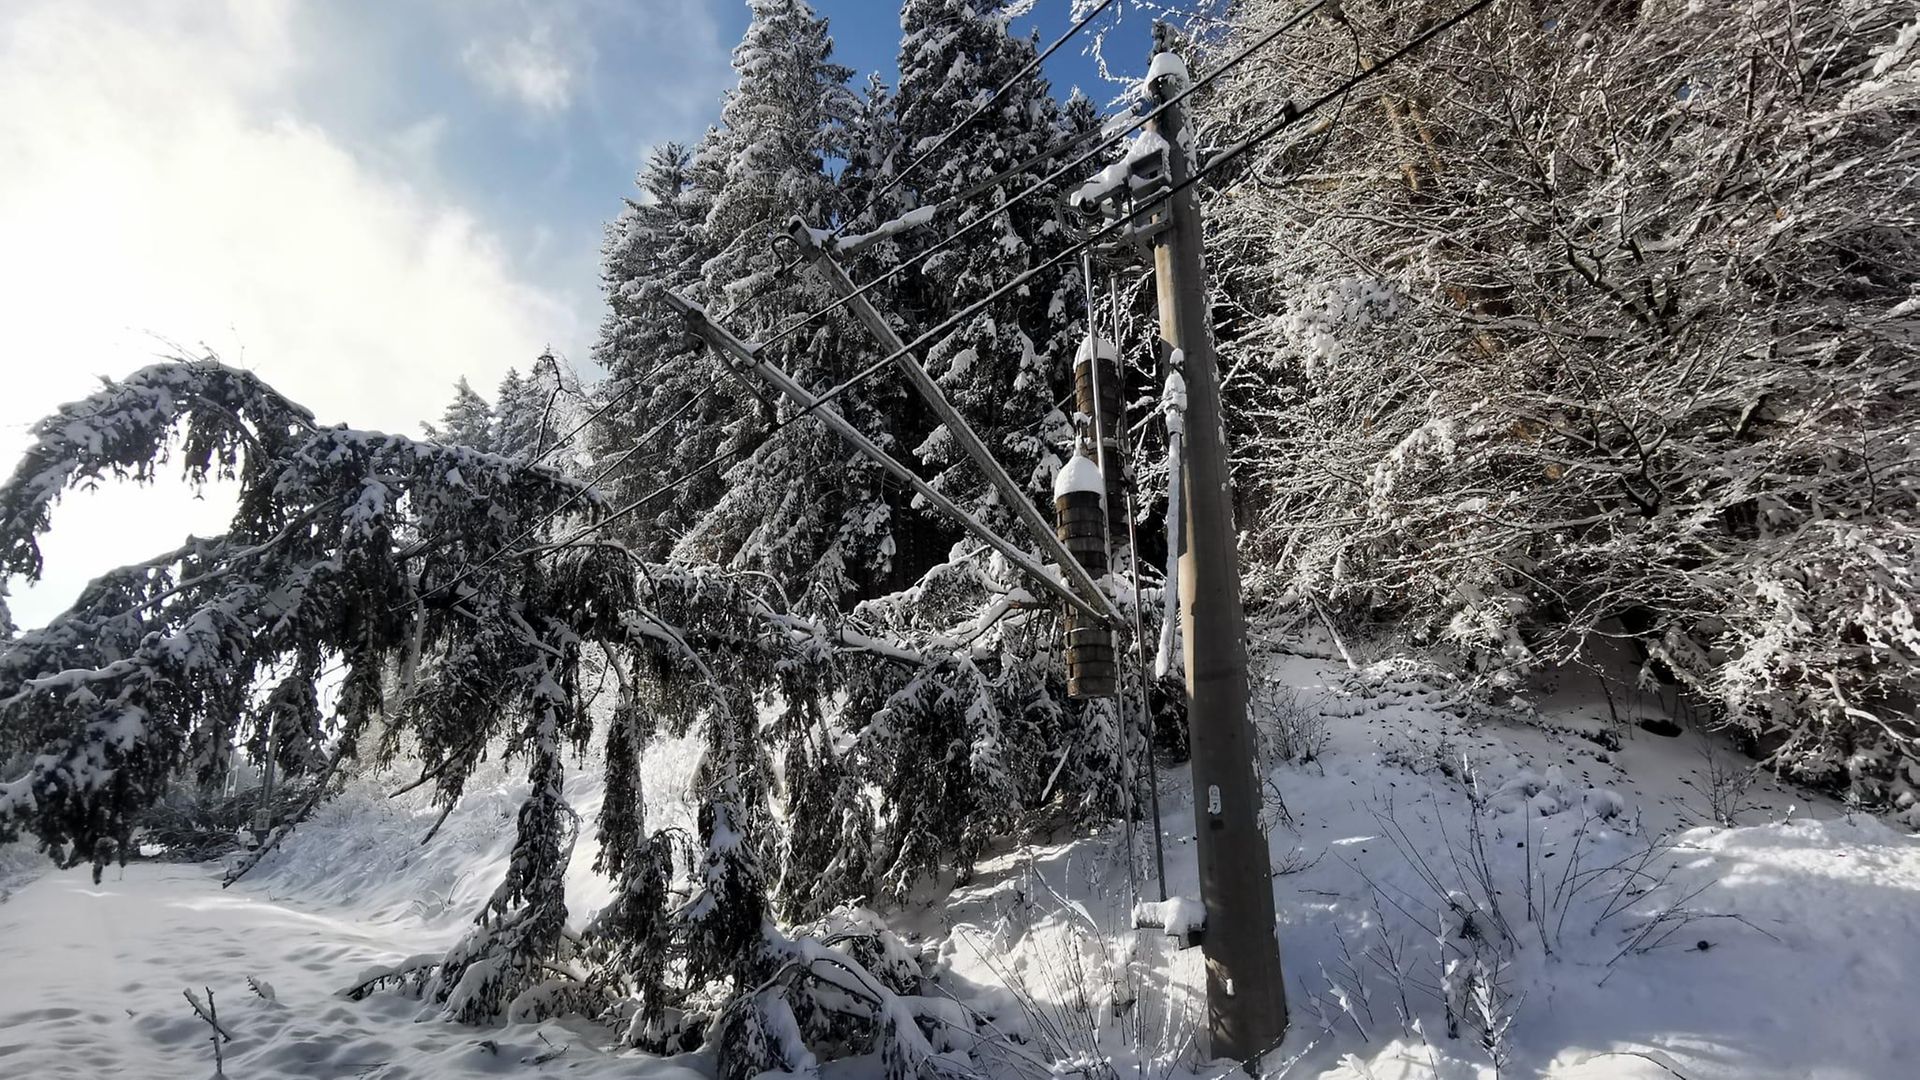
(462, 21, 579, 113)
(0, 0, 580, 628)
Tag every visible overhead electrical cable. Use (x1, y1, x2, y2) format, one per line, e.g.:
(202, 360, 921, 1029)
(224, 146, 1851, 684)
(829, 0, 1118, 246)
(521, 0, 1498, 566)
(409, 380, 722, 607)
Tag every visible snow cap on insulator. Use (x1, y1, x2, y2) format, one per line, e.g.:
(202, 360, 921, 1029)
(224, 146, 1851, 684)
(1053, 452, 1106, 499)
(1075, 333, 1119, 367)
(1146, 50, 1189, 92)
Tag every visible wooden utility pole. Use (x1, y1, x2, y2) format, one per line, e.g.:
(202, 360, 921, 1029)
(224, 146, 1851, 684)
(1144, 35, 1288, 1062)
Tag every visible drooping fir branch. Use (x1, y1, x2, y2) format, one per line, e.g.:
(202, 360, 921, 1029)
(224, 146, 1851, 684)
(0, 358, 1156, 1072)
(0, 359, 614, 874)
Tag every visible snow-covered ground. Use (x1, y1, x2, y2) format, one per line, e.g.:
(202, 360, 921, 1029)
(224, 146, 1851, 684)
(0, 740, 712, 1080)
(2, 648, 1915, 1079)
(924, 649, 1920, 1079)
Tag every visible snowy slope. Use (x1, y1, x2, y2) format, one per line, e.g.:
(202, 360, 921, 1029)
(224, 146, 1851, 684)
(2, 649, 1916, 1079)
(914, 647, 1919, 1079)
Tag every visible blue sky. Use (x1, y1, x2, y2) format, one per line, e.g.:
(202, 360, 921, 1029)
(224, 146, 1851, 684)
(287, 0, 1160, 380)
(0, 0, 1160, 627)
(278, 0, 1161, 382)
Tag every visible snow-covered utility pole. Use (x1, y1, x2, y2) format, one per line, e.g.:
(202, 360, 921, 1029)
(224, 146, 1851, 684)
(251, 720, 278, 841)
(1144, 31, 1288, 1061)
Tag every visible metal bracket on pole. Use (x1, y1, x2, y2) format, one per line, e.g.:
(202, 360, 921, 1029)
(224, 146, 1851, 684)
(661, 289, 1112, 627)
(785, 218, 1122, 625)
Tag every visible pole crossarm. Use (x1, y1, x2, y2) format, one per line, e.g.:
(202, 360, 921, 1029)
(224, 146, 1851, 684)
(661, 289, 1113, 627)
(786, 220, 1124, 625)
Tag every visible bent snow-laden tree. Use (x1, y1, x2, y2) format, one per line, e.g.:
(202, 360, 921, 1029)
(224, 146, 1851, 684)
(1200, 0, 1920, 817)
(0, 358, 1126, 1077)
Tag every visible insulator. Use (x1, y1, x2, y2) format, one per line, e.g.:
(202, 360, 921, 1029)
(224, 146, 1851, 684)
(1054, 486, 1117, 700)
(1073, 345, 1128, 540)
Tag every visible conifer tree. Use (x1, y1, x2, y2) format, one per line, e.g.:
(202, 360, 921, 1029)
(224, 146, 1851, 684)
(591, 140, 724, 558)
(881, 0, 1139, 821)
(494, 351, 582, 466)
(424, 377, 495, 453)
(673, 0, 903, 609)
(0, 359, 1018, 1070)
(893, 0, 1087, 539)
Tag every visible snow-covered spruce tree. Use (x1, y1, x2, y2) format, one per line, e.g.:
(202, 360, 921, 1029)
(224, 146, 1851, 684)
(589, 139, 730, 559)
(0, 360, 1019, 1076)
(867, 0, 1154, 822)
(579, 681, 680, 1047)
(0, 360, 611, 888)
(671, 0, 913, 610)
(585, 5, 1159, 859)
(1197, 0, 1920, 813)
(494, 350, 584, 466)
(893, 0, 1087, 539)
(423, 376, 495, 454)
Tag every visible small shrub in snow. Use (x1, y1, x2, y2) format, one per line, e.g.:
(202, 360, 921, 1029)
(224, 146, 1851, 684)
(1252, 680, 1331, 766)
(1680, 734, 1763, 828)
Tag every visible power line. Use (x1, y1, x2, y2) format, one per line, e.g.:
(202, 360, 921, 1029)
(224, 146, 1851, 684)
(514, 0, 1498, 568)
(523, 405, 816, 562)
(737, 81, 1116, 326)
(520, 346, 695, 470)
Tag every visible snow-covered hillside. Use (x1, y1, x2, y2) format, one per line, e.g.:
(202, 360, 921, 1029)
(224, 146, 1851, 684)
(2, 648, 1913, 1080)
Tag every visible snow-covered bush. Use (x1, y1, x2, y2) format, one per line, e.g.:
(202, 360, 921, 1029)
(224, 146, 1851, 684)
(1203, 0, 1920, 813)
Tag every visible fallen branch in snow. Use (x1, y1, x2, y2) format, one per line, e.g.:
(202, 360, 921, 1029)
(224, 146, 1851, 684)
(1581, 1050, 1694, 1079)
(183, 987, 230, 1077)
(340, 953, 446, 1001)
(520, 1033, 569, 1066)
(1308, 590, 1357, 672)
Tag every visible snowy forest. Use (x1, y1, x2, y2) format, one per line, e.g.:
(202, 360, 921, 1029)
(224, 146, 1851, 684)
(1, 2, 1917, 1079)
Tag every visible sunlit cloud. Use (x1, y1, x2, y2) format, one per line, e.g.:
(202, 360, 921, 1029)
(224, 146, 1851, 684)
(462, 21, 580, 113)
(0, 0, 581, 627)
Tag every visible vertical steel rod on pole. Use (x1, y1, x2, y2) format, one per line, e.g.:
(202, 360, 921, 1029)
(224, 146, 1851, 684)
(1111, 271, 1168, 903)
(1080, 252, 1138, 905)
(1145, 31, 1288, 1062)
